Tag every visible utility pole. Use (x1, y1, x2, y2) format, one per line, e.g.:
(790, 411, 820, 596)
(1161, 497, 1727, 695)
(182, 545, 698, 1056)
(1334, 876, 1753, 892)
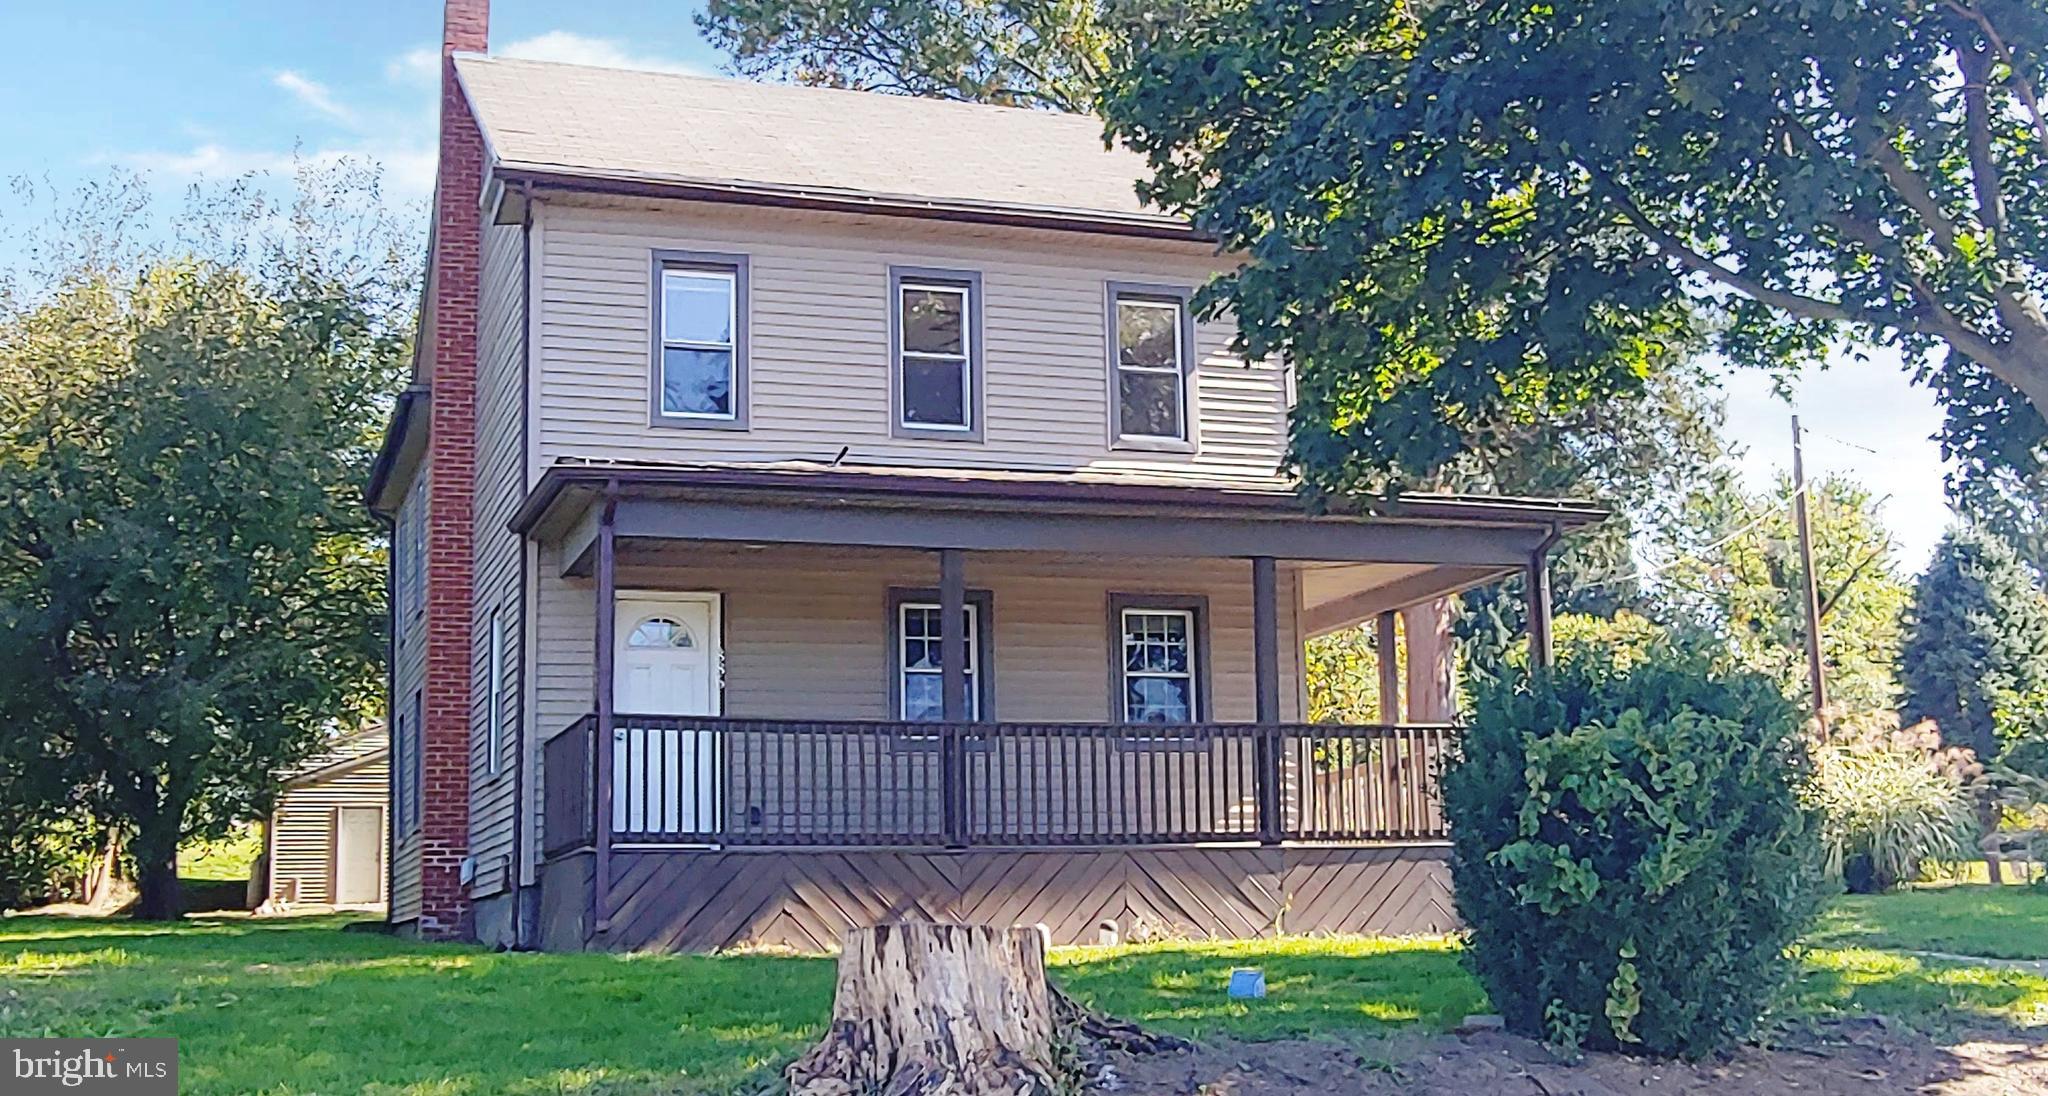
(1791, 416, 1830, 739)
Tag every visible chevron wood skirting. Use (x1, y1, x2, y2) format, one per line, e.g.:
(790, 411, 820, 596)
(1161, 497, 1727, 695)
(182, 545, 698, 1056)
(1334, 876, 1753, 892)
(578, 845, 1456, 953)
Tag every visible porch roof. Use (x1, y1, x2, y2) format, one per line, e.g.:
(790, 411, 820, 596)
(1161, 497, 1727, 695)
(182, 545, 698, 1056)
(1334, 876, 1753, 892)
(510, 459, 1606, 535)
(511, 461, 1604, 633)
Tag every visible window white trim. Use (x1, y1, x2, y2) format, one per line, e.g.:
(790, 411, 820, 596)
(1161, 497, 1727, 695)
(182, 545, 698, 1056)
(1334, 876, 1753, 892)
(896, 280, 974, 432)
(1107, 284, 1197, 451)
(656, 267, 739, 422)
(649, 251, 750, 430)
(897, 600, 982, 721)
(1118, 607, 1200, 724)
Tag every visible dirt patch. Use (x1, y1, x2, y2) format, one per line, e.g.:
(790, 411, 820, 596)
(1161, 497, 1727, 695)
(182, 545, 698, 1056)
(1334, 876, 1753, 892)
(1097, 1019, 2048, 1095)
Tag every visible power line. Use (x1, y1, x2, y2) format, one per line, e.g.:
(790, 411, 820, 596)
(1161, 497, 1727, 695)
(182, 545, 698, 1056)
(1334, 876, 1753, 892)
(1802, 425, 1881, 456)
(1574, 478, 1810, 593)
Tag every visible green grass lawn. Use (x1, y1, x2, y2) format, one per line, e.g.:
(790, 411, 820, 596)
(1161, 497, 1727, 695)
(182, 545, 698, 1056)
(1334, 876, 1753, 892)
(1052, 935, 1482, 1039)
(4, 889, 2046, 1095)
(1808, 885, 2048, 960)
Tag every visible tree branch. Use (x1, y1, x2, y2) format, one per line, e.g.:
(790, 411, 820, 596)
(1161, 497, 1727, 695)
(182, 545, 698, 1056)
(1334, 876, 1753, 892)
(1827, 211, 2010, 367)
(1597, 183, 1858, 326)
(1947, 0, 2048, 152)
(1855, 126, 1964, 256)
(1956, 38, 2009, 242)
(1596, 169, 2017, 375)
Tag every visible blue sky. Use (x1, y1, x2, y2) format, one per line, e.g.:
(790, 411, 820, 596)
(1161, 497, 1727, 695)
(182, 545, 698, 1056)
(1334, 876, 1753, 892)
(0, 1, 1961, 569)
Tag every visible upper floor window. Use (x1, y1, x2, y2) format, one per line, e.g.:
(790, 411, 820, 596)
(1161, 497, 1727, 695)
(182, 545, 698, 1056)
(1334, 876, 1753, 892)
(891, 268, 982, 439)
(1109, 285, 1195, 449)
(653, 252, 749, 428)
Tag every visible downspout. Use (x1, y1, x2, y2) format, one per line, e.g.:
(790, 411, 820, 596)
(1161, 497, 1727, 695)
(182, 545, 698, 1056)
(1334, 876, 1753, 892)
(509, 182, 535, 949)
(591, 480, 620, 937)
(374, 507, 398, 925)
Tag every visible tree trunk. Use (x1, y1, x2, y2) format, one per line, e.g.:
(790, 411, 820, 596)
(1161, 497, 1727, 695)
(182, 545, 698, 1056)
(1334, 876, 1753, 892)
(787, 923, 1183, 1096)
(132, 819, 182, 921)
(1401, 597, 1458, 723)
(80, 830, 124, 911)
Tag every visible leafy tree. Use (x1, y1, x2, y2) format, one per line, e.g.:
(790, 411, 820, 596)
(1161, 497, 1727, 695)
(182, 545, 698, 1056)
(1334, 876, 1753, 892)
(1305, 624, 1389, 725)
(0, 168, 411, 918)
(1445, 362, 1731, 670)
(697, 0, 1171, 111)
(1958, 463, 2048, 582)
(1658, 475, 1910, 717)
(1900, 524, 2048, 757)
(1101, 0, 2048, 503)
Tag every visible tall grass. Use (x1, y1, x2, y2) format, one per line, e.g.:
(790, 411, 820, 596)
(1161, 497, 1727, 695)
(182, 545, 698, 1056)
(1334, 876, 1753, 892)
(1811, 746, 1979, 892)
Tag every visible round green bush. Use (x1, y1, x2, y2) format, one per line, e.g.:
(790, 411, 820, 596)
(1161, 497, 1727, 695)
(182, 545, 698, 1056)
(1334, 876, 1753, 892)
(1443, 645, 1824, 1059)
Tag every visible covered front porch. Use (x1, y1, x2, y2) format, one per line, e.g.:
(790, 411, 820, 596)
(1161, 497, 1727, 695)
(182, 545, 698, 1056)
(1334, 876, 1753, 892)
(514, 462, 1601, 951)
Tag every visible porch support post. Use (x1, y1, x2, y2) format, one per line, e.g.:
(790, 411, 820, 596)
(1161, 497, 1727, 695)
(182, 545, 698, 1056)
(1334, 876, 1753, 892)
(938, 548, 968, 847)
(1251, 556, 1282, 843)
(939, 549, 968, 722)
(1527, 525, 1562, 671)
(1375, 611, 1401, 724)
(591, 483, 619, 934)
(1252, 557, 1281, 724)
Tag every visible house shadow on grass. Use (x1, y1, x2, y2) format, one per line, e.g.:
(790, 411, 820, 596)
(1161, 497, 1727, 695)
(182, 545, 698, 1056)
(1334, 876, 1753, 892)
(1794, 946, 2048, 1033)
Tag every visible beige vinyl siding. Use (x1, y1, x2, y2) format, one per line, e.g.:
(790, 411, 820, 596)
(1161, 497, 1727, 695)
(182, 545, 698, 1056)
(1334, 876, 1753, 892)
(389, 465, 428, 923)
(535, 545, 1304, 726)
(534, 199, 1288, 483)
(467, 220, 528, 898)
(269, 748, 389, 906)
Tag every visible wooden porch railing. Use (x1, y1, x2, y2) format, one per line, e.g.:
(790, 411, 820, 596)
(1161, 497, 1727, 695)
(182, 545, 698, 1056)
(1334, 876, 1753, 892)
(540, 715, 1454, 853)
(542, 714, 596, 857)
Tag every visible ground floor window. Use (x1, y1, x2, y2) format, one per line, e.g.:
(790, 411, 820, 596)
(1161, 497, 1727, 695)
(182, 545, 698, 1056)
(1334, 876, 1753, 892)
(890, 589, 993, 721)
(1112, 597, 1207, 724)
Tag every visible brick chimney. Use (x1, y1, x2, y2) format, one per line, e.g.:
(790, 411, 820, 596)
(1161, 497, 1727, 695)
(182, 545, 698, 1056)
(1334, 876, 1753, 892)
(416, 0, 488, 939)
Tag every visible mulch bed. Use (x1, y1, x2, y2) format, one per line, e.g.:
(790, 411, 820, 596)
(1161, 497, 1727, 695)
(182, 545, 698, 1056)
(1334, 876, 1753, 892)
(1097, 1019, 2048, 1096)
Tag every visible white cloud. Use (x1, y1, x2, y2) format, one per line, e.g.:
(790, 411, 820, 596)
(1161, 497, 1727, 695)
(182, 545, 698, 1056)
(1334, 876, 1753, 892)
(121, 141, 436, 203)
(497, 31, 702, 75)
(125, 142, 299, 179)
(274, 70, 360, 128)
(385, 46, 441, 87)
(112, 30, 702, 214)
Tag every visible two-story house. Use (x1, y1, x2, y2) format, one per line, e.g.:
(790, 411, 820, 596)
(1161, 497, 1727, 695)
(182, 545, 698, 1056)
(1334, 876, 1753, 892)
(368, 0, 1602, 951)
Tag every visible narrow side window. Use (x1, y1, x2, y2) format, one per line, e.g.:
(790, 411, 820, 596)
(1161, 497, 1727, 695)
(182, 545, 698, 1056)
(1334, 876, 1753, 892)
(652, 254, 748, 427)
(485, 608, 503, 776)
(1109, 286, 1194, 447)
(891, 268, 982, 439)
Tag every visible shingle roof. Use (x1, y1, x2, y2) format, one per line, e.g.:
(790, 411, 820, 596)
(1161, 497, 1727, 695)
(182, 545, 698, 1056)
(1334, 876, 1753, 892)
(452, 54, 1181, 231)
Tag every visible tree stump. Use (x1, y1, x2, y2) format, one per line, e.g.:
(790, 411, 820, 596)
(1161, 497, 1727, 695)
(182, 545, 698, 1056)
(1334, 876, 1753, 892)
(786, 922, 1184, 1096)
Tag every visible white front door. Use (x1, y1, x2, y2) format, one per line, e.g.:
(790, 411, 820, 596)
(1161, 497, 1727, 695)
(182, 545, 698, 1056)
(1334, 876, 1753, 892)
(613, 593, 723, 840)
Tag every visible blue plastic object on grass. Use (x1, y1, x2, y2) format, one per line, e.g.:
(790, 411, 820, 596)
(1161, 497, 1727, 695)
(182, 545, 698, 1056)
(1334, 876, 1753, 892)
(1227, 967, 1266, 999)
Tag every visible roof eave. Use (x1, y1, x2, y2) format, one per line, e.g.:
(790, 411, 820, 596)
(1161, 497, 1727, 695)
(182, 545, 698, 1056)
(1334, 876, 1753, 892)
(491, 163, 1215, 244)
(364, 385, 431, 515)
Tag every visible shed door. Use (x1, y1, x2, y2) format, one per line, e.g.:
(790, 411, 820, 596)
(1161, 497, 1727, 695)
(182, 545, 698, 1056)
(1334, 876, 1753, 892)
(613, 593, 722, 839)
(334, 806, 383, 905)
